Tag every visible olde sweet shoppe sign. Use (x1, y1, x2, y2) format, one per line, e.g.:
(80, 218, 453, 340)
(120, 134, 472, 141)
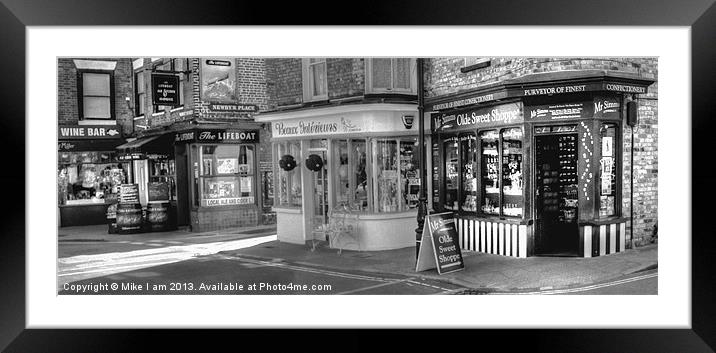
(415, 212, 464, 275)
(433, 102, 523, 132)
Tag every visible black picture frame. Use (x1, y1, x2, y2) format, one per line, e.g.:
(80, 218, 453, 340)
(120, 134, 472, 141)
(2, 0, 714, 351)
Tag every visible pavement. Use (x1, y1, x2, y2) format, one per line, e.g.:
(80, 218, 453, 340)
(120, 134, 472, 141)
(58, 224, 658, 293)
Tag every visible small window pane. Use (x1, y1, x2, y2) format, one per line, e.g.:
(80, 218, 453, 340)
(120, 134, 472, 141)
(375, 139, 398, 213)
(460, 134, 477, 212)
(137, 93, 145, 115)
(481, 130, 499, 215)
(400, 138, 420, 210)
(443, 136, 459, 211)
(83, 73, 110, 96)
(311, 62, 327, 96)
(335, 140, 350, 205)
(371, 58, 392, 89)
(599, 124, 617, 217)
(392, 59, 411, 89)
(136, 73, 145, 93)
(83, 97, 111, 119)
(353, 140, 368, 211)
(502, 128, 523, 217)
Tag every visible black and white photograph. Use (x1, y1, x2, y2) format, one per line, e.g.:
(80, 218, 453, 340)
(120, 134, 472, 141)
(4, 11, 710, 349)
(55, 56, 660, 296)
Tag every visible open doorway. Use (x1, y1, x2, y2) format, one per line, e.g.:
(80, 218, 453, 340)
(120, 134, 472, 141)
(534, 133, 579, 256)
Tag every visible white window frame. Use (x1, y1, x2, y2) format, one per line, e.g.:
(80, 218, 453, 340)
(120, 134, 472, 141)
(302, 58, 328, 102)
(365, 58, 417, 94)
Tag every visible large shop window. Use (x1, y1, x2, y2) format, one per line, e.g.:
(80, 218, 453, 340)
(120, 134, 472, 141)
(332, 139, 370, 211)
(366, 58, 416, 94)
(199, 145, 255, 207)
(372, 137, 420, 213)
(276, 141, 302, 207)
(79, 71, 113, 120)
(599, 123, 618, 217)
(58, 152, 129, 205)
(303, 58, 328, 102)
(440, 127, 523, 217)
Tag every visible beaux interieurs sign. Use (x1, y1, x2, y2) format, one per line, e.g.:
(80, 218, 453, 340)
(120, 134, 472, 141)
(174, 129, 259, 144)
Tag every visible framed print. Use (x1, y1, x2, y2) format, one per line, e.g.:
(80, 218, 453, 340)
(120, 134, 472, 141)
(4, 0, 716, 351)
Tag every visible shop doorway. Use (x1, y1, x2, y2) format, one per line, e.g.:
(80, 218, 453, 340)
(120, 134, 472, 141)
(534, 133, 579, 256)
(309, 148, 329, 241)
(174, 144, 190, 227)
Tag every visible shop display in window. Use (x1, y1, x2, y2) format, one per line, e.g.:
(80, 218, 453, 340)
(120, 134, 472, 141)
(276, 142, 302, 207)
(599, 124, 617, 217)
(443, 137, 459, 211)
(537, 134, 580, 223)
(460, 134, 477, 212)
(480, 130, 499, 214)
(399, 139, 420, 209)
(502, 128, 523, 217)
(199, 144, 255, 207)
(58, 152, 128, 206)
(432, 141, 440, 206)
(353, 140, 368, 211)
(376, 140, 399, 212)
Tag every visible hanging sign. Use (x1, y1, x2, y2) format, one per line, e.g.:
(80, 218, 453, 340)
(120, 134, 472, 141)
(415, 212, 464, 275)
(201, 58, 236, 103)
(151, 74, 180, 106)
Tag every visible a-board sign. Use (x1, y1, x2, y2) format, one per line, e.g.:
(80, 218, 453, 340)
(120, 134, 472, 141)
(118, 184, 140, 204)
(415, 212, 464, 274)
(148, 182, 170, 202)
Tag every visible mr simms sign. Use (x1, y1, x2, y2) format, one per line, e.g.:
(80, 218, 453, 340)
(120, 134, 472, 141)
(151, 74, 180, 106)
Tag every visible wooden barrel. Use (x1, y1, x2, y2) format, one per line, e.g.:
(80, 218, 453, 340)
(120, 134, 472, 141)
(106, 203, 118, 234)
(116, 203, 143, 234)
(146, 201, 171, 232)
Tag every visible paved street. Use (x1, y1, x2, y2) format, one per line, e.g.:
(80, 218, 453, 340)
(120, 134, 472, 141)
(58, 251, 464, 295)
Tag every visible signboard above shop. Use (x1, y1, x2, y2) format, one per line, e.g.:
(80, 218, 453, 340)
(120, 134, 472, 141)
(58, 125, 122, 140)
(174, 129, 260, 144)
(433, 102, 523, 132)
(527, 96, 621, 122)
(208, 103, 258, 113)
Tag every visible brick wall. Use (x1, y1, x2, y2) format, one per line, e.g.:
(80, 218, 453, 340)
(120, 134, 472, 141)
(57, 58, 134, 135)
(327, 58, 365, 99)
(424, 57, 658, 247)
(266, 58, 303, 109)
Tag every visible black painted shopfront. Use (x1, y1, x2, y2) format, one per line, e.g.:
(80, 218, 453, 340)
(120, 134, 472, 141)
(428, 71, 654, 258)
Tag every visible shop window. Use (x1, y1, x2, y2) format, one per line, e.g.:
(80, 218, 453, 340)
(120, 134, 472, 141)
(366, 58, 416, 94)
(372, 137, 419, 213)
(599, 123, 618, 217)
(79, 71, 114, 120)
(501, 128, 523, 217)
(480, 130, 500, 214)
(443, 136, 459, 211)
(58, 152, 128, 205)
(332, 139, 370, 211)
(199, 145, 255, 207)
(431, 140, 440, 208)
(276, 141, 302, 207)
(460, 133, 477, 212)
(399, 139, 420, 210)
(302, 58, 328, 102)
(148, 158, 176, 201)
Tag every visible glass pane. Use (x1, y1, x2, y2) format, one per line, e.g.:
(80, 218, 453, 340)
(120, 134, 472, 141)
(83, 97, 111, 119)
(443, 136, 459, 211)
(288, 142, 302, 207)
(138, 93, 145, 115)
(277, 143, 289, 206)
(460, 133, 477, 212)
(201, 145, 241, 175)
(335, 140, 350, 206)
(239, 145, 254, 174)
(599, 124, 617, 217)
(392, 59, 411, 89)
(311, 62, 326, 96)
(481, 130, 499, 215)
(376, 139, 399, 212)
(400, 138, 420, 210)
(432, 141, 440, 207)
(353, 140, 368, 211)
(136, 73, 145, 93)
(58, 161, 127, 205)
(371, 58, 392, 89)
(202, 176, 250, 206)
(502, 128, 523, 217)
(83, 73, 110, 96)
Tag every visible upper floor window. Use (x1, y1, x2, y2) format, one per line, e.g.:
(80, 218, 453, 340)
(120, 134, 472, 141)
(78, 71, 114, 120)
(152, 58, 187, 113)
(134, 71, 146, 116)
(366, 58, 416, 94)
(302, 58, 328, 102)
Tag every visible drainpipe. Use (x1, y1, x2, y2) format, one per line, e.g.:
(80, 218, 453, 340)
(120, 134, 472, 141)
(415, 58, 427, 261)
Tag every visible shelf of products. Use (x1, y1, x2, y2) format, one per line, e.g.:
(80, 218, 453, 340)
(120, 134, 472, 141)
(481, 131, 500, 215)
(460, 134, 477, 212)
(444, 137, 459, 211)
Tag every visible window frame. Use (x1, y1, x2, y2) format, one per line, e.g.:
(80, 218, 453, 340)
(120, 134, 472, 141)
(196, 143, 257, 207)
(597, 122, 622, 219)
(77, 69, 115, 121)
(302, 58, 328, 102)
(134, 70, 146, 117)
(365, 58, 417, 94)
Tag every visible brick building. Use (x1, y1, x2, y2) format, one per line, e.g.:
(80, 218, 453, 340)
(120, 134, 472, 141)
(425, 57, 658, 257)
(58, 57, 275, 232)
(57, 58, 134, 226)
